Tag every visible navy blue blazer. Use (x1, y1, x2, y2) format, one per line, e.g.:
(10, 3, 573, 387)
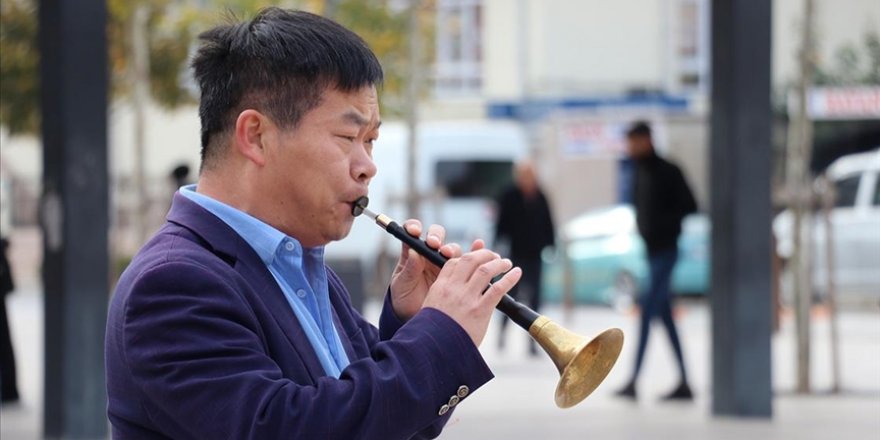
(105, 193, 494, 439)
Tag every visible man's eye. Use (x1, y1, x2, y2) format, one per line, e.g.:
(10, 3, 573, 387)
(338, 135, 356, 142)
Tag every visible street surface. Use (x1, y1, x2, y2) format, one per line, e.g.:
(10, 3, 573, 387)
(2, 288, 878, 439)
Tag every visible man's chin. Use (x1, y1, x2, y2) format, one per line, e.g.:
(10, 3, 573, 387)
(327, 220, 355, 243)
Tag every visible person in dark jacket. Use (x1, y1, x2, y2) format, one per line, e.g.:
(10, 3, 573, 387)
(0, 237, 19, 404)
(616, 121, 697, 401)
(494, 161, 555, 355)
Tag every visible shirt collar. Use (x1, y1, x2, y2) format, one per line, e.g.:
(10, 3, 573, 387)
(180, 184, 309, 265)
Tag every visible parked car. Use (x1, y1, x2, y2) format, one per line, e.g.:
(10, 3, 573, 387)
(542, 205, 710, 309)
(773, 148, 880, 303)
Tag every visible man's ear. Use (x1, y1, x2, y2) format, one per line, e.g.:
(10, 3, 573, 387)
(234, 109, 272, 167)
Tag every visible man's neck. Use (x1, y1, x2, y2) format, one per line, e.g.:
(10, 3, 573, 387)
(197, 175, 238, 207)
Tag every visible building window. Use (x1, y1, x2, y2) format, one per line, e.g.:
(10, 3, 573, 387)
(434, 0, 483, 97)
(671, 0, 709, 93)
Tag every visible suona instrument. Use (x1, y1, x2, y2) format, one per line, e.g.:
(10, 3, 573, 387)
(351, 196, 624, 408)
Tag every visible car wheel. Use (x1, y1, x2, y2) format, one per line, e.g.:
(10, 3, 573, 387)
(611, 271, 638, 312)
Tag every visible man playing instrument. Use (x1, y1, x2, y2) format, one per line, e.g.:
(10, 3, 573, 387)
(105, 8, 521, 439)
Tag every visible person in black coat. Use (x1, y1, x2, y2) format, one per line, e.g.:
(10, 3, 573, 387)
(0, 237, 19, 403)
(616, 121, 697, 401)
(494, 161, 555, 355)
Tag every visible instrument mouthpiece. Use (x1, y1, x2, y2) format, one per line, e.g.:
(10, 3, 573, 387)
(351, 196, 369, 217)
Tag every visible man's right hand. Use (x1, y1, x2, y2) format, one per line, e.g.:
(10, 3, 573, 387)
(421, 248, 522, 347)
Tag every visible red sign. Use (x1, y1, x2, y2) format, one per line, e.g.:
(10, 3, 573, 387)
(808, 87, 880, 120)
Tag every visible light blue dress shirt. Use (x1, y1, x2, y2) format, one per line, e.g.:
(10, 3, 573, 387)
(180, 185, 350, 377)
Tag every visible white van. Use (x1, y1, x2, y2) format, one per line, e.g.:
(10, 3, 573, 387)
(325, 120, 529, 302)
(773, 148, 880, 303)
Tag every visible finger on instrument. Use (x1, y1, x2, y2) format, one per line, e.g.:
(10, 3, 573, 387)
(425, 224, 446, 251)
(467, 258, 513, 288)
(482, 267, 522, 305)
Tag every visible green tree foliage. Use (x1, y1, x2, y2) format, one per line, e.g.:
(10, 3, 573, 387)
(860, 30, 879, 84)
(0, 0, 429, 136)
(333, 0, 414, 118)
(208, 0, 429, 118)
(814, 29, 880, 86)
(108, 0, 201, 108)
(0, 0, 39, 135)
(0, 0, 202, 136)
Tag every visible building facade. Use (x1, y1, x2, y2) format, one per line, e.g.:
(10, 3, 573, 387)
(425, 0, 878, 224)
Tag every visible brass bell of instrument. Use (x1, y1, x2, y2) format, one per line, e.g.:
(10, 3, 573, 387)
(528, 316, 625, 408)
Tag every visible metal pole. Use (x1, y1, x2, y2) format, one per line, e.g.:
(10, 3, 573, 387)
(39, 0, 109, 437)
(786, 0, 817, 394)
(132, 3, 151, 246)
(405, 0, 422, 220)
(819, 176, 841, 393)
(710, 0, 773, 417)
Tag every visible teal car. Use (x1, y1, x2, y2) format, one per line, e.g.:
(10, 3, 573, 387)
(542, 205, 709, 309)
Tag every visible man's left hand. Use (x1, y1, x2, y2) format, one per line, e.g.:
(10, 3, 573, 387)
(389, 220, 475, 321)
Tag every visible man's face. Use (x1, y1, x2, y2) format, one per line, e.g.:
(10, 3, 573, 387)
(259, 85, 380, 247)
(515, 164, 538, 195)
(626, 134, 652, 159)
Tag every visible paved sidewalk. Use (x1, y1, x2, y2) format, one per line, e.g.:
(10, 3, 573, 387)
(441, 302, 880, 440)
(2, 289, 879, 439)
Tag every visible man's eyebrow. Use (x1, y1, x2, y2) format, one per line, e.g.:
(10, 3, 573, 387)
(341, 111, 381, 130)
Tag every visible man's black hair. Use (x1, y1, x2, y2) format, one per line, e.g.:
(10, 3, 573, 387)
(626, 120, 652, 138)
(191, 7, 384, 169)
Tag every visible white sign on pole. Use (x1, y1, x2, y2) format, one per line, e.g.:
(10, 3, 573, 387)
(558, 121, 627, 158)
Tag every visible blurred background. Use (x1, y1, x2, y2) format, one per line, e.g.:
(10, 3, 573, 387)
(0, 0, 878, 439)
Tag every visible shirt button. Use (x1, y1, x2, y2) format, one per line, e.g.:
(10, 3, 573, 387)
(457, 385, 469, 398)
(285, 242, 295, 251)
(296, 289, 307, 298)
(438, 404, 449, 416)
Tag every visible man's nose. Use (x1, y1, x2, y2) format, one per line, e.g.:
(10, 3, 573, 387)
(352, 146, 377, 184)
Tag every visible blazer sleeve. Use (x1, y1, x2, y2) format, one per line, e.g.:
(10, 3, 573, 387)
(325, 269, 461, 440)
(118, 261, 494, 440)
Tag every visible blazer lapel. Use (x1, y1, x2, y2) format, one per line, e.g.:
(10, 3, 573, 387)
(330, 301, 358, 363)
(166, 193, 327, 382)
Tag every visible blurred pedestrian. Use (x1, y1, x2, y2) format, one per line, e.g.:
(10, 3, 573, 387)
(167, 163, 193, 212)
(616, 121, 697, 401)
(0, 170, 19, 404)
(494, 160, 555, 355)
(0, 236, 18, 404)
(169, 163, 192, 190)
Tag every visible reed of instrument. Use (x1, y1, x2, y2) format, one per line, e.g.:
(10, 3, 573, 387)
(351, 197, 624, 408)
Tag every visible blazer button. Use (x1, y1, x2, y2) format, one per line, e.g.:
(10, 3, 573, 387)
(438, 404, 450, 416)
(448, 395, 460, 407)
(457, 385, 469, 398)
